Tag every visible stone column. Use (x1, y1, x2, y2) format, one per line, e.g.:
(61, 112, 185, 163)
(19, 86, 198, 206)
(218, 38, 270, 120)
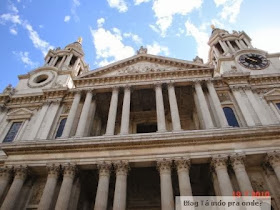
(75, 90, 93, 137)
(243, 38, 253, 48)
(213, 46, 220, 57)
(29, 103, 49, 139)
(58, 55, 66, 69)
(218, 40, 229, 53)
(120, 86, 131, 135)
(155, 83, 166, 132)
(113, 161, 129, 210)
(63, 54, 73, 69)
(235, 40, 243, 50)
(194, 81, 215, 129)
(52, 56, 59, 67)
(206, 80, 229, 128)
(211, 156, 234, 196)
(244, 88, 270, 125)
(240, 40, 248, 48)
(1, 165, 28, 210)
(267, 151, 280, 182)
(226, 41, 235, 52)
(106, 87, 119, 135)
(231, 87, 255, 126)
(55, 164, 76, 210)
(94, 162, 111, 210)
(167, 82, 182, 131)
(0, 166, 13, 200)
(72, 58, 81, 71)
(230, 154, 253, 194)
(157, 159, 174, 210)
(61, 91, 81, 138)
(38, 164, 60, 210)
(175, 158, 192, 196)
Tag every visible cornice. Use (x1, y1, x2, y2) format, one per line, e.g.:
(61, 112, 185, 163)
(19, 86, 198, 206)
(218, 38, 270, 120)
(1, 125, 280, 156)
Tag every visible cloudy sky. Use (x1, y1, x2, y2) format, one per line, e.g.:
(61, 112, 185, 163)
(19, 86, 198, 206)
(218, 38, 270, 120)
(0, 0, 280, 91)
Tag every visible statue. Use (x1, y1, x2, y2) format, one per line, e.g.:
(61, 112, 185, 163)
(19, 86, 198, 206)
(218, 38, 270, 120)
(77, 37, 83, 44)
(3, 84, 15, 95)
(137, 46, 147, 55)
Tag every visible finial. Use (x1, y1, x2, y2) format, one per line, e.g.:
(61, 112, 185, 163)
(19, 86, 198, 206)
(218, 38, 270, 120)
(77, 37, 83, 44)
(211, 24, 215, 30)
(137, 46, 147, 55)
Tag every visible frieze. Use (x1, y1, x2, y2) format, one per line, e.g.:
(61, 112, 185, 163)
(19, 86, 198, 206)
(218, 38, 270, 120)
(218, 92, 231, 103)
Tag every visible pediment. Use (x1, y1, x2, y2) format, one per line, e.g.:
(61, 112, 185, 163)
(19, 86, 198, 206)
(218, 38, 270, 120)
(264, 88, 280, 101)
(7, 108, 33, 120)
(80, 54, 211, 79)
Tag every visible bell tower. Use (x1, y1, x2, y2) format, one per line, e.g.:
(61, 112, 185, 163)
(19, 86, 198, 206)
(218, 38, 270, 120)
(44, 37, 89, 77)
(208, 25, 253, 67)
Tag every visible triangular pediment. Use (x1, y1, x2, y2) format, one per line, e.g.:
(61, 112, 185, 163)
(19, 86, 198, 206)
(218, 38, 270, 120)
(264, 89, 280, 96)
(79, 54, 211, 78)
(7, 108, 33, 120)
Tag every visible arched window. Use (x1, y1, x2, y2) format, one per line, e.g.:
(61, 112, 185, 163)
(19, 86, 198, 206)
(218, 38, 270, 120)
(55, 118, 67, 138)
(3, 122, 22, 143)
(223, 107, 239, 127)
(276, 103, 280, 110)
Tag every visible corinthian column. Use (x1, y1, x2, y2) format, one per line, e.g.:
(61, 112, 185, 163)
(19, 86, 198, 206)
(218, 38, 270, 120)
(211, 156, 233, 196)
(1, 165, 28, 210)
(206, 80, 229, 128)
(113, 161, 129, 210)
(167, 82, 181, 131)
(0, 166, 13, 200)
(75, 90, 93, 137)
(157, 159, 174, 210)
(38, 164, 60, 210)
(194, 81, 214, 129)
(94, 162, 111, 210)
(266, 151, 280, 182)
(175, 157, 192, 196)
(230, 154, 253, 194)
(155, 83, 166, 132)
(62, 91, 81, 138)
(106, 87, 119, 135)
(55, 164, 77, 210)
(120, 86, 131, 135)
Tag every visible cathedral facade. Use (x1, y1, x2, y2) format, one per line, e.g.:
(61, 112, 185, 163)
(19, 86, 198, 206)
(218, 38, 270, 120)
(0, 27, 280, 210)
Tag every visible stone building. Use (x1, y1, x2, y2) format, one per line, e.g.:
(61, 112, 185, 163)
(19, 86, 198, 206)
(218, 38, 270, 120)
(0, 27, 280, 210)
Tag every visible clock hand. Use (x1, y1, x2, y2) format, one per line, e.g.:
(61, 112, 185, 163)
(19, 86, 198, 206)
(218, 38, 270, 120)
(245, 56, 258, 63)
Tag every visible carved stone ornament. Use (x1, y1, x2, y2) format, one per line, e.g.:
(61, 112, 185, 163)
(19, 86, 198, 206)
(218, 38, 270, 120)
(14, 165, 28, 180)
(230, 154, 246, 170)
(218, 92, 231, 103)
(266, 151, 280, 168)
(2, 84, 15, 95)
(97, 162, 112, 177)
(114, 161, 129, 176)
(251, 178, 265, 191)
(137, 46, 147, 54)
(0, 166, 13, 180)
(62, 163, 77, 178)
(211, 155, 228, 170)
(174, 157, 191, 172)
(46, 164, 61, 178)
(157, 158, 172, 174)
(193, 56, 204, 64)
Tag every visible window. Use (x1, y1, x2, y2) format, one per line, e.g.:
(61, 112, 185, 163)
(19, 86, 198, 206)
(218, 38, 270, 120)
(223, 107, 239, 127)
(276, 103, 280, 110)
(137, 123, 157, 133)
(3, 122, 22, 143)
(55, 118, 67, 138)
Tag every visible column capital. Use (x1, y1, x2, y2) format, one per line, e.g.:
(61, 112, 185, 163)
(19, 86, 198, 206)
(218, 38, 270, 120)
(167, 80, 175, 88)
(97, 162, 112, 177)
(266, 151, 280, 168)
(62, 163, 77, 179)
(211, 155, 229, 170)
(157, 158, 172, 174)
(46, 163, 61, 178)
(174, 157, 190, 172)
(230, 153, 246, 170)
(114, 160, 129, 176)
(112, 86, 120, 92)
(14, 165, 28, 180)
(122, 84, 131, 91)
(154, 82, 163, 89)
(0, 166, 13, 180)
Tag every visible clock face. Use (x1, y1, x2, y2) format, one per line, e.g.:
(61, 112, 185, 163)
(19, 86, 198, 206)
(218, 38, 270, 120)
(239, 53, 269, 70)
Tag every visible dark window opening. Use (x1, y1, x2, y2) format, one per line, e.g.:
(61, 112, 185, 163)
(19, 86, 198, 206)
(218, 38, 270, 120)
(223, 107, 239, 127)
(276, 103, 280, 110)
(215, 42, 224, 54)
(137, 123, 157, 133)
(69, 56, 77, 67)
(230, 41, 239, 51)
(77, 67, 82, 76)
(55, 118, 67, 138)
(48, 57, 52, 64)
(35, 74, 48, 83)
(55, 56, 63, 67)
(3, 122, 22, 143)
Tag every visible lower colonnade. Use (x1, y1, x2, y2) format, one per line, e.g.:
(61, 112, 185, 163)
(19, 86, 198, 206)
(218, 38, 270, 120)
(0, 151, 280, 210)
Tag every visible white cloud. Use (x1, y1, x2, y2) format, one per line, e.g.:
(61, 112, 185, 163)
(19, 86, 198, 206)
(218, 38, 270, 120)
(64, 16, 71, 22)
(0, 13, 21, 25)
(147, 42, 169, 56)
(90, 26, 135, 67)
(214, 0, 243, 23)
(152, 0, 202, 36)
(13, 51, 39, 68)
(107, 0, 128, 13)
(123, 32, 142, 44)
(134, 0, 151, 5)
(97, 18, 105, 28)
(185, 20, 209, 62)
(24, 23, 54, 56)
(71, 0, 80, 22)
(9, 28, 17, 35)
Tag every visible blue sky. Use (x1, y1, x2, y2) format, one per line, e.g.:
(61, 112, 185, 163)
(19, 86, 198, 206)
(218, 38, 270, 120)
(0, 0, 280, 91)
